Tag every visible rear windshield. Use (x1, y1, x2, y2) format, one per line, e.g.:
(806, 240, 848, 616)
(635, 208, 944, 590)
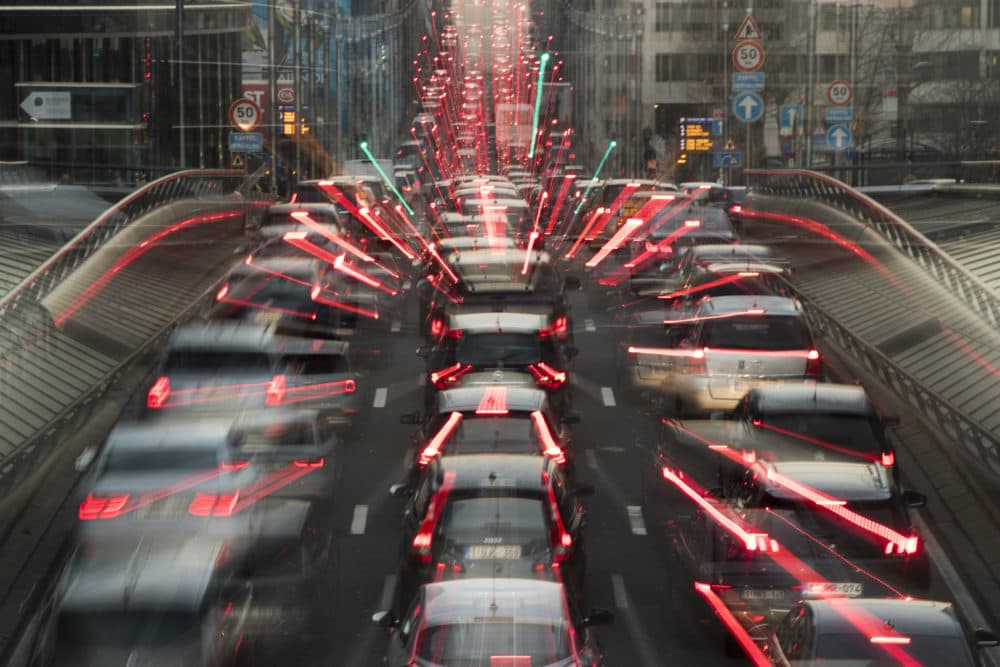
(56, 611, 201, 649)
(439, 415, 540, 456)
(765, 499, 908, 559)
(106, 448, 218, 471)
(280, 354, 348, 375)
(761, 413, 882, 458)
(419, 621, 570, 664)
(438, 494, 549, 545)
(165, 351, 272, 376)
(700, 315, 811, 351)
(456, 334, 542, 366)
(236, 421, 316, 450)
(814, 633, 969, 665)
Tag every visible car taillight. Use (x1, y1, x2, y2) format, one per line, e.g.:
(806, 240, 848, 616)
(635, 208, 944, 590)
(884, 536, 920, 555)
(688, 348, 707, 374)
(731, 205, 743, 214)
(265, 374, 287, 406)
(189, 491, 239, 517)
(541, 471, 573, 562)
(531, 411, 566, 464)
(147, 376, 170, 409)
(430, 317, 445, 338)
(79, 492, 130, 520)
(805, 349, 822, 377)
(293, 457, 325, 468)
(881, 451, 895, 467)
(430, 363, 472, 389)
(411, 471, 456, 563)
(539, 316, 568, 338)
(419, 412, 463, 465)
(219, 459, 250, 472)
(215, 283, 229, 301)
(527, 362, 567, 389)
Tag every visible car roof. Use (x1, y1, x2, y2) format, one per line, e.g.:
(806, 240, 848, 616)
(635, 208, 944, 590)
(449, 248, 552, 266)
(231, 407, 321, 431)
(60, 536, 227, 612)
(751, 383, 873, 416)
(437, 385, 547, 413)
(271, 334, 350, 356)
(168, 321, 275, 352)
(698, 295, 802, 316)
(700, 261, 789, 275)
(422, 577, 566, 625)
(268, 202, 341, 215)
(228, 256, 325, 279)
(804, 598, 961, 637)
(449, 311, 549, 333)
(106, 419, 234, 452)
(436, 236, 516, 252)
(438, 454, 548, 490)
(756, 460, 893, 502)
(687, 243, 777, 260)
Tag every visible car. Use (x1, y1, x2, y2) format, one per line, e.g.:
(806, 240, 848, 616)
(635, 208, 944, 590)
(659, 295, 824, 417)
(400, 384, 579, 479)
(373, 578, 613, 667)
(393, 455, 592, 612)
(614, 303, 696, 403)
(420, 311, 577, 415)
(144, 322, 362, 420)
(228, 408, 339, 470)
(32, 535, 252, 666)
(255, 203, 343, 243)
(765, 598, 999, 666)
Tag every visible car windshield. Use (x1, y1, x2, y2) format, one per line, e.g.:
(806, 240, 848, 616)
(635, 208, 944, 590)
(164, 351, 272, 376)
(814, 632, 971, 665)
(418, 620, 570, 665)
(701, 315, 811, 350)
(55, 611, 201, 650)
(456, 334, 542, 366)
(762, 413, 883, 457)
(106, 448, 218, 472)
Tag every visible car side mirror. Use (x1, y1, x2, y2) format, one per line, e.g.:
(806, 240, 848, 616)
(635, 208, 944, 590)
(974, 629, 1000, 648)
(415, 346, 430, 358)
(576, 483, 596, 497)
(584, 608, 615, 627)
(902, 490, 927, 508)
(561, 412, 581, 425)
(371, 610, 399, 629)
(389, 483, 410, 497)
(564, 275, 582, 291)
(564, 345, 579, 359)
(400, 411, 421, 425)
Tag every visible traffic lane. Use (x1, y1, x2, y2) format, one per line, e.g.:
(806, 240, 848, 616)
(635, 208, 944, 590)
(570, 290, 749, 665)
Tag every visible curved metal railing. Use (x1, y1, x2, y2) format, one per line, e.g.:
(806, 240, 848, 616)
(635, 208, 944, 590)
(745, 168, 1000, 329)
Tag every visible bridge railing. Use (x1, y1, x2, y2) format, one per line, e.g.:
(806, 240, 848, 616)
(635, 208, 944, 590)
(745, 168, 1000, 329)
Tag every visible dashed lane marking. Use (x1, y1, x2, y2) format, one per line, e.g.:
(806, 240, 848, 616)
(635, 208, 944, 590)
(601, 386, 616, 407)
(585, 449, 598, 469)
(611, 573, 629, 610)
(350, 504, 369, 535)
(373, 387, 388, 408)
(627, 505, 647, 535)
(584, 318, 596, 332)
(390, 320, 402, 333)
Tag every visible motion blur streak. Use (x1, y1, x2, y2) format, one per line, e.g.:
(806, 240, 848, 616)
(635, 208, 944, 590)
(692, 583, 772, 667)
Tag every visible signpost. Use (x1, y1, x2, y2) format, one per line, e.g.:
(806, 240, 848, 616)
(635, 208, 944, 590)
(826, 124, 852, 151)
(228, 98, 262, 132)
(732, 72, 765, 91)
(733, 92, 764, 123)
(228, 132, 264, 153)
(827, 80, 853, 106)
(712, 151, 743, 168)
(679, 117, 716, 152)
(732, 41, 765, 73)
(825, 106, 853, 123)
(19, 91, 71, 120)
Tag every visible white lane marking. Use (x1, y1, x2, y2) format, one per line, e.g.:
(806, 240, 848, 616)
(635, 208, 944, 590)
(584, 318, 596, 332)
(601, 386, 616, 407)
(416, 372, 425, 387)
(585, 449, 598, 469)
(391, 320, 402, 333)
(599, 446, 626, 453)
(912, 513, 1000, 667)
(627, 505, 647, 535)
(611, 573, 629, 610)
(379, 574, 398, 611)
(350, 504, 369, 535)
(372, 387, 388, 408)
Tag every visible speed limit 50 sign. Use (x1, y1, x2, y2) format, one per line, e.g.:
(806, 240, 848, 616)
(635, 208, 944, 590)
(229, 98, 262, 132)
(732, 41, 765, 73)
(827, 80, 853, 106)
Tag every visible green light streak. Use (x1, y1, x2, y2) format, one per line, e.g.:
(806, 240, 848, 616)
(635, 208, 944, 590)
(528, 53, 551, 160)
(359, 141, 415, 216)
(573, 140, 617, 214)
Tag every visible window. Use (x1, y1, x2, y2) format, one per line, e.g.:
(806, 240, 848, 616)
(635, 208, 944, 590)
(655, 2, 671, 31)
(656, 54, 671, 82)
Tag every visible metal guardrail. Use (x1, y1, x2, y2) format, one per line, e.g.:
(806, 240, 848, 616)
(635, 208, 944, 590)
(745, 169, 1000, 330)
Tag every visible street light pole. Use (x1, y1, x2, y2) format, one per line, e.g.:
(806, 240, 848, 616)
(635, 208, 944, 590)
(175, 0, 185, 168)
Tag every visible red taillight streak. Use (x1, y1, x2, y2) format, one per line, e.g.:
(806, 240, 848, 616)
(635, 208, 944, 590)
(564, 207, 606, 259)
(78, 493, 130, 520)
(419, 412, 463, 465)
(541, 470, 573, 561)
(411, 470, 456, 562)
(538, 316, 567, 338)
(288, 210, 375, 263)
(217, 295, 317, 322)
(476, 386, 508, 415)
(56, 211, 241, 325)
(521, 231, 541, 275)
(150, 380, 271, 409)
(244, 255, 315, 287)
(870, 636, 912, 645)
(265, 374, 287, 407)
(544, 176, 575, 236)
(332, 253, 396, 295)
(216, 283, 229, 301)
(627, 346, 704, 358)
(269, 379, 357, 406)
(80, 465, 235, 521)
(358, 207, 417, 260)
(430, 362, 472, 389)
(527, 363, 566, 389)
(531, 411, 566, 464)
(147, 376, 171, 409)
(754, 421, 879, 463)
(426, 242, 460, 283)
(586, 183, 640, 240)
(658, 273, 762, 301)
(310, 288, 380, 320)
(585, 218, 644, 269)
(692, 583, 771, 667)
(221, 464, 319, 515)
(189, 490, 240, 517)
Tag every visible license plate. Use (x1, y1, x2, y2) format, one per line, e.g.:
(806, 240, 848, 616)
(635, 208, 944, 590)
(254, 310, 283, 325)
(467, 545, 522, 560)
(801, 582, 863, 597)
(740, 588, 787, 601)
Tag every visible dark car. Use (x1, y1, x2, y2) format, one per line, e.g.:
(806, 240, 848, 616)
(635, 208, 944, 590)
(373, 578, 612, 667)
(394, 454, 592, 613)
(766, 598, 998, 666)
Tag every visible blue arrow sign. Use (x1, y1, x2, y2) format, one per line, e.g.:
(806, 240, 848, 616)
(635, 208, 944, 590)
(825, 106, 853, 123)
(826, 124, 852, 151)
(712, 151, 743, 168)
(229, 131, 263, 153)
(780, 104, 803, 130)
(733, 92, 764, 123)
(732, 72, 765, 91)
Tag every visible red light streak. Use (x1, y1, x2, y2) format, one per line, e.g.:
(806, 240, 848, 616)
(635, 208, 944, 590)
(585, 218, 644, 268)
(754, 420, 880, 463)
(693, 583, 772, 667)
(531, 410, 566, 464)
(217, 294, 317, 322)
(419, 412, 463, 465)
(332, 253, 396, 295)
(427, 242, 460, 283)
(544, 174, 576, 236)
(429, 362, 472, 389)
(656, 273, 764, 300)
(475, 386, 508, 415)
(358, 207, 417, 260)
(411, 470, 456, 562)
(541, 470, 573, 560)
(521, 231, 541, 275)
(269, 379, 357, 406)
(288, 210, 375, 263)
(310, 286, 380, 320)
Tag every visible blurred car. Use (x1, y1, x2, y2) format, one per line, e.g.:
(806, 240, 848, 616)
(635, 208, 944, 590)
(228, 408, 339, 470)
(394, 455, 592, 612)
(33, 535, 251, 666)
(254, 203, 343, 243)
(421, 311, 577, 415)
(659, 295, 823, 417)
(373, 578, 612, 667)
(765, 598, 998, 666)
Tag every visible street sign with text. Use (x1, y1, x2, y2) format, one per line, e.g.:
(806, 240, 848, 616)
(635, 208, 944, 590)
(229, 132, 263, 153)
(827, 80, 853, 106)
(732, 72, 765, 91)
(229, 98, 262, 132)
(825, 106, 853, 123)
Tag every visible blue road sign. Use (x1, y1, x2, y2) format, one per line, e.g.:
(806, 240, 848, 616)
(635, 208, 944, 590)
(826, 124, 852, 151)
(712, 151, 743, 168)
(712, 119, 722, 135)
(733, 92, 764, 123)
(229, 131, 263, 153)
(825, 106, 853, 123)
(780, 104, 803, 130)
(732, 72, 765, 91)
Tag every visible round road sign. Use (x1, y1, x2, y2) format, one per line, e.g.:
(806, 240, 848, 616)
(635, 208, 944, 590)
(229, 98, 262, 131)
(827, 80, 853, 106)
(732, 41, 765, 73)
